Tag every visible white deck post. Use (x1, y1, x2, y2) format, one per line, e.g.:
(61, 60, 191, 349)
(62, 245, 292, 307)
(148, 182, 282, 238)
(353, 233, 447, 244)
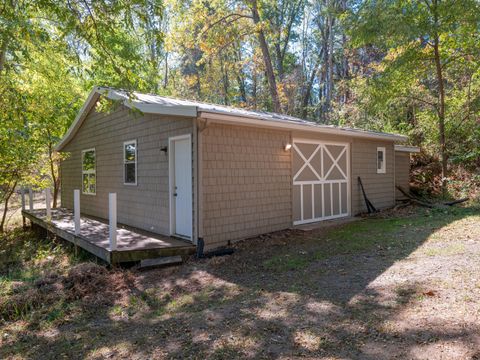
(45, 188, 51, 219)
(28, 188, 34, 211)
(109, 193, 117, 251)
(74, 189, 80, 235)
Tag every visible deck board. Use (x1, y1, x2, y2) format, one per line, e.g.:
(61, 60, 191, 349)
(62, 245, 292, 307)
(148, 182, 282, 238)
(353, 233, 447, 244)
(22, 208, 196, 264)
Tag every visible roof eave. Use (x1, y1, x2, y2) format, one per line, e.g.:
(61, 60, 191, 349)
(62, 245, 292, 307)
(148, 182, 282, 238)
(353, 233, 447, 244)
(198, 110, 408, 142)
(134, 103, 197, 117)
(394, 145, 421, 153)
(55, 87, 197, 151)
(106, 88, 197, 117)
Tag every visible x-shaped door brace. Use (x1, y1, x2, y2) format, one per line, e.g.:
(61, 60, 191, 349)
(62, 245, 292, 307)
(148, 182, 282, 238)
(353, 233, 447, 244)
(293, 143, 347, 181)
(293, 143, 322, 181)
(323, 146, 347, 180)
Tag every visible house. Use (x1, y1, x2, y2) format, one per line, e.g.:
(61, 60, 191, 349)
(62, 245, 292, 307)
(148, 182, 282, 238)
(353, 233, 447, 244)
(56, 86, 418, 251)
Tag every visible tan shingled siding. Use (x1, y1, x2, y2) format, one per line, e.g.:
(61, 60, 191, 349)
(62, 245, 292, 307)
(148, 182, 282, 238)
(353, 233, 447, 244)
(200, 124, 397, 249)
(395, 152, 410, 200)
(351, 139, 395, 214)
(61, 104, 194, 236)
(61, 104, 399, 250)
(200, 123, 292, 249)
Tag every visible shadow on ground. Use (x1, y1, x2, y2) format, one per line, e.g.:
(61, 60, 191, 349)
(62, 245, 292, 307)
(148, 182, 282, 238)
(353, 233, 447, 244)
(1, 206, 480, 359)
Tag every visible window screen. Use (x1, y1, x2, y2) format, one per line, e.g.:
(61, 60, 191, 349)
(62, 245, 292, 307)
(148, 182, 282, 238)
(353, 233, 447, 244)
(377, 147, 386, 174)
(82, 149, 96, 194)
(124, 140, 137, 185)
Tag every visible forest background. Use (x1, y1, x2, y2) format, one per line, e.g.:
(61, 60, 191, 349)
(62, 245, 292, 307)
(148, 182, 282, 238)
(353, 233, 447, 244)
(1, 0, 479, 230)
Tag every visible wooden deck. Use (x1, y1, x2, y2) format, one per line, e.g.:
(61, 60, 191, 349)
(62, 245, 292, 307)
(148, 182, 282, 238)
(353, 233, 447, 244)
(22, 208, 196, 264)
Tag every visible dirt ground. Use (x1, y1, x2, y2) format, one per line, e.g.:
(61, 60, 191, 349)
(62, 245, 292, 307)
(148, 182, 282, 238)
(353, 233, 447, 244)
(1, 205, 480, 359)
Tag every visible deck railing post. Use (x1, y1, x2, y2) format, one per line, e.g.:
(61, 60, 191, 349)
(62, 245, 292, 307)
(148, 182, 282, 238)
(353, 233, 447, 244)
(45, 188, 51, 220)
(109, 193, 117, 251)
(21, 188, 26, 211)
(74, 189, 80, 235)
(29, 188, 34, 211)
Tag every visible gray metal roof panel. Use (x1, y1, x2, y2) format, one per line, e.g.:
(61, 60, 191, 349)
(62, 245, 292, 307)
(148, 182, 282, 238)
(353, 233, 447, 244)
(105, 87, 405, 141)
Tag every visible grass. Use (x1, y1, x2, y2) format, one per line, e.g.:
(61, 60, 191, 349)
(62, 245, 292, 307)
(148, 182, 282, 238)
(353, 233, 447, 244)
(0, 228, 99, 325)
(262, 207, 480, 275)
(263, 253, 310, 271)
(423, 243, 466, 256)
(0, 205, 479, 359)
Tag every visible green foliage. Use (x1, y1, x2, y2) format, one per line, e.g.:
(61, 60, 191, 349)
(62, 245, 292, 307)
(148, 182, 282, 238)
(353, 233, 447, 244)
(1, 0, 479, 219)
(347, 0, 480, 172)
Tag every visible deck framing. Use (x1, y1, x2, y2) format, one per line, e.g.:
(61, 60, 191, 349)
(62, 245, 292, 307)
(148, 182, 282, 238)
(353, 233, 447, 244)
(22, 209, 196, 264)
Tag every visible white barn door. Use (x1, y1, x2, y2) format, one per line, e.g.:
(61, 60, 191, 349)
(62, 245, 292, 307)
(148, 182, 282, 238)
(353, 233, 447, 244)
(292, 139, 350, 225)
(169, 135, 193, 239)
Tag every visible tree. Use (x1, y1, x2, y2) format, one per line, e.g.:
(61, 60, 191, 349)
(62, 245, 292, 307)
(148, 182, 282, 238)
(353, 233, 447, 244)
(0, 79, 40, 231)
(0, 0, 166, 230)
(350, 0, 480, 191)
(248, 0, 282, 112)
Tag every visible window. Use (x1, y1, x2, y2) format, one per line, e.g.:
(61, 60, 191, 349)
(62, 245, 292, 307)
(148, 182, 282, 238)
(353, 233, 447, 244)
(124, 140, 137, 185)
(82, 149, 96, 195)
(377, 147, 386, 174)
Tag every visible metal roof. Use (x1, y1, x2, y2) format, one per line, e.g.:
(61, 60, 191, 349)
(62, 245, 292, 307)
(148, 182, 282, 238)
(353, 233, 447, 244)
(394, 145, 420, 153)
(56, 86, 407, 150)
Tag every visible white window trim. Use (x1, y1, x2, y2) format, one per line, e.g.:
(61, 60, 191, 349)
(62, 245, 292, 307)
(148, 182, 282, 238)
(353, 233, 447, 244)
(81, 148, 96, 195)
(123, 139, 137, 186)
(377, 147, 386, 174)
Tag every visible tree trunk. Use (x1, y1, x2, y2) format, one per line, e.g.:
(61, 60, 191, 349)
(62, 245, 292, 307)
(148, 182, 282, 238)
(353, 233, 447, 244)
(163, 52, 168, 89)
(220, 57, 229, 105)
(46, 137, 61, 208)
(235, 44, 247, 103)
(0, 35, 8, 73)
(237, 74, 247, 103)
(0, 182, 17, 233)
(340, 0, 349, 104)
(325, 10, 335, 119)
(252, 71, 258, 109)
(432, 4, 448, 193)
(275, 43, 284, 79)
(302, 56, 322, 118)
(250, 0, 282, 113)
(53, 178, 60, 208)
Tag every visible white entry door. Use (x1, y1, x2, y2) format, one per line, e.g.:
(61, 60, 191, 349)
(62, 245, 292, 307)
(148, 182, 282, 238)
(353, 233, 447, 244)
(292, 139, 350, 225)
(170, 135, 193, 239)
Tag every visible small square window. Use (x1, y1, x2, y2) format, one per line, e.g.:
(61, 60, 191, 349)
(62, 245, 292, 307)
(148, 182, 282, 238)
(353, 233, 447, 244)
(377, 147, 386, 174)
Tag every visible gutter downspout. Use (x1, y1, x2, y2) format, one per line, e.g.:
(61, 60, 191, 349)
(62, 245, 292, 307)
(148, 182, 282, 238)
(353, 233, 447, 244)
(393, 144, 396, 202)
(193, 118, 199, 245)
(196, 118, 209, 245)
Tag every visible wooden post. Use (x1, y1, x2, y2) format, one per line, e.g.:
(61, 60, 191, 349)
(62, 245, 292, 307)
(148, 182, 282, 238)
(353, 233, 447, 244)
(21, 188, 26, 211)
(45, 188, 51, 220)
(74, 189, 80, 235)
(29, 188, 34, 211)
(21, 188, 26, 229)
(109, 193, 117, 251)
